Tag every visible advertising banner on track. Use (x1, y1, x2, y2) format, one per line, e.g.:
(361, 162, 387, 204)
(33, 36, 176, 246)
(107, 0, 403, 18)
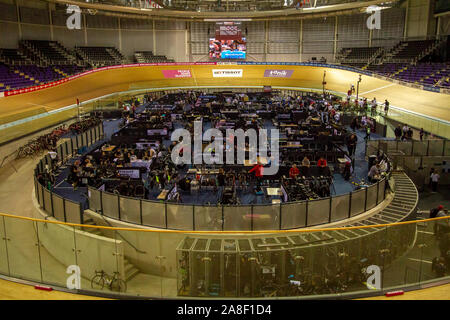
(212, 69, 243, 78)
(264, 69, 294, 78)
(162, 70, 192, 79)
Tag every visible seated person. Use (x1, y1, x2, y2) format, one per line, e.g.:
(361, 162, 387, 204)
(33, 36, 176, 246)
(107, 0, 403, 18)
(289, 164, 300, 179)
(302, 156, 310, 167)
(301, 156, 311, 176)
(368, 164, 380, 183)
(379, 159, 388, 173)
(317, 156, 328, 175)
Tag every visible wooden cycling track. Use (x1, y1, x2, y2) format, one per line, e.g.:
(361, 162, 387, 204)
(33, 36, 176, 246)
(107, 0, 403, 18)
(0, 278, 448, 300)
(0, 64, 449, 143)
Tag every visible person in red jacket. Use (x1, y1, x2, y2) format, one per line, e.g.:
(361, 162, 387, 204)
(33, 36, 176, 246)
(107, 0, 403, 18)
(249, 161, 264, 189)
(249, 161, 264, 178)
(317, 156, 328, 175)
(289, 164, 300, 179)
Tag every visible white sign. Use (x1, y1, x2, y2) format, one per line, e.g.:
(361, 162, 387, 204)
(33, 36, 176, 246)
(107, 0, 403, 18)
(212, 69, 243, 78)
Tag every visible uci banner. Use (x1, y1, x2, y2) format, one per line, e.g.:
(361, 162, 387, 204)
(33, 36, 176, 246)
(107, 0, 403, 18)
(264, 69, 294, 78)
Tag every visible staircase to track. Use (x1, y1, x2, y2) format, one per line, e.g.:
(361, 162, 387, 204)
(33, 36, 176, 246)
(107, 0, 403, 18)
(343, 172, 418, 229)
(82, 218, 141, 282)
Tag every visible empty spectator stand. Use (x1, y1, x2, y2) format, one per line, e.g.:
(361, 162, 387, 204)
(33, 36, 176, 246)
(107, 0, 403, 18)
(366, 63, 408, 77)
(20, 40, 76, 66)
(337, 47, 383, 68)
(0, 63, 36, 92)
(75, 46, 126, 67)
(0, 49, 33, 66)
(15, 65, 63, 84)
(135, 51, 174, 63)
(383, 40, 441, 64)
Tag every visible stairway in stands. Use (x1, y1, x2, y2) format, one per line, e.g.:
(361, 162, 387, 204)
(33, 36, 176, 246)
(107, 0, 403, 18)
(345, 172, 418, 228)
(82, 218, 141, 282)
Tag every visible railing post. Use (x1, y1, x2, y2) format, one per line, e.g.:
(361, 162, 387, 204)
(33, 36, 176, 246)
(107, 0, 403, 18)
(364, 187, 368, 211)
(63, 198, 67, 222)
(348, 192, 352, 218)
(140, 199, 143, 225)
(305, 201, 309, 227)
(192, 205, 195, 231)
(79, 203, 84, 224)
(221, 206, 224, 231)
(279, 203, 282, 230)
(50, 191, 54, 217)
(251, 205, 254, 231)
(117, 194, 121, 220)
(165, 202, 168, 229)
(329, 196, 332, 223)
(99, 190, 103, 215)
(376, 181, 380, 205)
(426, 140, 430, 156)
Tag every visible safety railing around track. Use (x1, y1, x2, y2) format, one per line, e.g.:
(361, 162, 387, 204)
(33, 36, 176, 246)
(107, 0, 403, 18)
(0, 211, 448, 299)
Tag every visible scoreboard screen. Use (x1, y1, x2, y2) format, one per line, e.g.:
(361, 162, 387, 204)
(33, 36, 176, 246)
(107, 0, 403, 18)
(210, 22, 246, 59)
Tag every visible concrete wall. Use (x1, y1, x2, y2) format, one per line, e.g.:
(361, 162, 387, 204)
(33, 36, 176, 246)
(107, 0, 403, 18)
(403, 0, 437, 39)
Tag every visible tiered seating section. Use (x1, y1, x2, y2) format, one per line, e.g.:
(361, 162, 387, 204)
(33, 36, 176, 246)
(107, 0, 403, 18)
(135, 51, 174, 63)
(0, 49, 32, 65)
(22, 40, 75, 65)
(75, 46, 127, 67)
(385, 40, 435, 62)
(0, 63, 36, 91)
(1, 39, 447, 91)
(0, 40, 173, 92)
(338, 39, 449, 88)
(338, 47, 381, 63)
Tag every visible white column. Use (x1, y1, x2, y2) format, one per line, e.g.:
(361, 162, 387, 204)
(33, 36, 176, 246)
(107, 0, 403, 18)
(265, 20, 269, 62)
(299, 19, 303, 62)
(118, 17, 122, 52)
(15, 0, 22, 40)
(403, 0, 409, 40)
(83, 14, 88, 45)
(333, 16, 338, 62)
(153, 20, 156, 54)
(48, 3, 54, 41)
(436, 16, 441, 37)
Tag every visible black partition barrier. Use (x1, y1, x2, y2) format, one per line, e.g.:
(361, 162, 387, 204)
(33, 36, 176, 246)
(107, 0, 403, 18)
(85, 182, 384, 231)
(36, 124, 391, 231)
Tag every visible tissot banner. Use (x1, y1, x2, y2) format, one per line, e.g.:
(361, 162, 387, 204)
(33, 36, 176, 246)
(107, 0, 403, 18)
(212, 69, 243, 78)
(264, 69, 294, 78)
(162, 69, 192, 78)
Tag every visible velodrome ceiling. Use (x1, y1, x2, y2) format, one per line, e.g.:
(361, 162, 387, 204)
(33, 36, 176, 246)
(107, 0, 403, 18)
(43, 0, 401, 20)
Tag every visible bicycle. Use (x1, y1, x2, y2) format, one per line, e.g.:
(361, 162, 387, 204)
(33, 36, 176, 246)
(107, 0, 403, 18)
(91, 270, 127, 293)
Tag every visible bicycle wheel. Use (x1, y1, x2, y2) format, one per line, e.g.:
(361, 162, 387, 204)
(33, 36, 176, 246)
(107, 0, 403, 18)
(110, 278, 127, 293)
(91, 275, 105, 290)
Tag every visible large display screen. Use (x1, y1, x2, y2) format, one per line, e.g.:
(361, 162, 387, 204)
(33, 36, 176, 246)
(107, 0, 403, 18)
(209, 38, 247, 59)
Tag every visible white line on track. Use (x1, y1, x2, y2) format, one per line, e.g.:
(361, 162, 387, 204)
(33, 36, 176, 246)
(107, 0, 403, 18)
(360, 83, 397, 95)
